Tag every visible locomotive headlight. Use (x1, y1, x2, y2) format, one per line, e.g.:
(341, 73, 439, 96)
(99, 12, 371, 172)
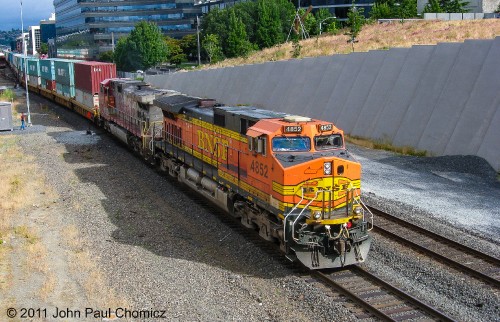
(354, 207, 363, 215)
(323, 162, 332, 175)
(313, 211, 322, 220)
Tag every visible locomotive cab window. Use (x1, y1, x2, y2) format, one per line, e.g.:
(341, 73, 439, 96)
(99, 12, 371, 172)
(272, 136, 311, 152)
(248, 136, 267, 156)
(314, 134, 343, 150)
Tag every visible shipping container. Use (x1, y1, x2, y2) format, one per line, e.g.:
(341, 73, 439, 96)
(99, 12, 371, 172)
(54, 59, 82, 86)
(17, 55, 30, 72)
(28, 75, 41, 86)
(74, 61, 116, 95)
(40, 59, 56, 80)
(27, 59, 40, 77)
(56, 82, 76, 98)
(75, 88, 99, 109)
(41, 79, 56, 91)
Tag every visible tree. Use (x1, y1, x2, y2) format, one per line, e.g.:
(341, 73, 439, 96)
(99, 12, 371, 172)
(114, 21, 168, 71)
(114, 37, 141, 71)
(165, 36, 186, 66)
(38, 42, 48, 55)
(255, 0, 283, 49)
(370, 3, 393, 19)
(202, 34, 223, 64)
(347, 3, 365, 52)
(179, 34, 198, 61)
(315, 8, 337, 34)
(423, 0, 469, 13)
(200, 0, 295, 57)
(98, 50, 114, 62)
(201, 8, 230, 52)
(226, 9, 252, 58)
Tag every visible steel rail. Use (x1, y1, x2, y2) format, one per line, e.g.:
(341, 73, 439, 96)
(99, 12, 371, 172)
(314, 267, 455, 321)
(368, 206, 500, 288)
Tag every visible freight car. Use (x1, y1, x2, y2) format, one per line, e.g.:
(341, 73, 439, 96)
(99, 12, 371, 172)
(6, 56, 372, 269)
(0, 53, 6, 69)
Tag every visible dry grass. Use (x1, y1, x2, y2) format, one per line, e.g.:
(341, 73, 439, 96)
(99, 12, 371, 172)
(346, 135, 427, 156)
(203, 19, 500, 69)
(39, 273, 57, 301)
(0, 136, 43, 211)
(63, 225, 129, 309)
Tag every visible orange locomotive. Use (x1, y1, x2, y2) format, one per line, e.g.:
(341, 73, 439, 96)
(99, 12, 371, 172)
(154, 95, 372, 269)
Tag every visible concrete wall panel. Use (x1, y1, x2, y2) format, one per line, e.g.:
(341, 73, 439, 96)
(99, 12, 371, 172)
(276, 59, 308, 114)
(392, 43, 461, 148)
(352, 48, 408, 138)
(266, 60, 302, 110)
(281, 57, 330, 116)
(304, 55, 347, 119)
(477, 92, 500, 171)
(236, 64, 265, 105)
(371, 45, 435, 142)
(444, 37, 500, 155)
(253, 61, 287, 108)
(320, 53, 367, 125)
(417, 40, 493, 154)
(336, 50, 387, 133)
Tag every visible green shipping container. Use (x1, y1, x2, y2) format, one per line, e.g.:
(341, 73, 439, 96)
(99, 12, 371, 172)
(27, 59, 40, 77)
(56, 83, 76, 98)
(54, 59, 82, 86)
(40, 59, 56, 81)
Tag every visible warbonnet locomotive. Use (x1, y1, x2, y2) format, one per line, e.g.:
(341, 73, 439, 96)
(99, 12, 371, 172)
(6, 53, 372, 269)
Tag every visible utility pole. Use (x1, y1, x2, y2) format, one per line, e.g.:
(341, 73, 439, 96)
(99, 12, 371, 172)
(196, 16, 201, 66)
(20, 0, 31, 126)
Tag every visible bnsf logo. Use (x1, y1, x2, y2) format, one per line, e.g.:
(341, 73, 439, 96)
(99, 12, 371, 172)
(197, 130, 229, 161)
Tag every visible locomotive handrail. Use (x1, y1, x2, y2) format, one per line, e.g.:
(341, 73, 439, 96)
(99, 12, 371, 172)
(349, 183, 373, 231)
(291, 190, 324, 242)
(283, 187, 305, 243)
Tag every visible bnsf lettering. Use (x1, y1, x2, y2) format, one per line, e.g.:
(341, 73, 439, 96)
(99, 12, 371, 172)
(197, 130, 229, 161)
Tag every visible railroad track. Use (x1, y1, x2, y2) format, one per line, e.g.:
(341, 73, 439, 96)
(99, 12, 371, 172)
(368, 206, 500, 288)
(313, 266, 454, 321)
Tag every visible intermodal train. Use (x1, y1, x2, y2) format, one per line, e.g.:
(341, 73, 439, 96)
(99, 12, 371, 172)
(5, 52, 372, 269)
(0, 52, 6, 69)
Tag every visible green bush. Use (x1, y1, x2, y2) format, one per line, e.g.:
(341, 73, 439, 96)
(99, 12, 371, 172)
(0, 89, 15, 101)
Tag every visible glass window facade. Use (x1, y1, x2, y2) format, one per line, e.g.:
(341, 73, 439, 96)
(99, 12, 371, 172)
(54, 0, 201, 59)
(310, 0, 374, 20)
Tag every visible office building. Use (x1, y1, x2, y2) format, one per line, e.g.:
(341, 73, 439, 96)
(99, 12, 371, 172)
(16, 33, 29, 54)
(28, 26, 41, 55)
(54, 0, 201, 59)
(40, 13, 56, 43)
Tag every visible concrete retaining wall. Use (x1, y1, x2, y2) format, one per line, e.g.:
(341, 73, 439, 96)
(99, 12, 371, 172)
(146, 37, 500, 171)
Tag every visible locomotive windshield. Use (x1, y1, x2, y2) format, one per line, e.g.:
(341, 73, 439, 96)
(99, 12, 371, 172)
(314, 134, 343, 150)
(272, 136, 311, 152)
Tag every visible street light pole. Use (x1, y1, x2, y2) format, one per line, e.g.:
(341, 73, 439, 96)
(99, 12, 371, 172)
(395, 2, 403, 24)
(196, 15, 201, 66)
(319, 16, 337, 35)
(20, 0, 31, 126)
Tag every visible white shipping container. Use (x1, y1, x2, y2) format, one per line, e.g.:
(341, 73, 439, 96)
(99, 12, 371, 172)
(28, 75, 41, 86)
(75, 88, 99, 109)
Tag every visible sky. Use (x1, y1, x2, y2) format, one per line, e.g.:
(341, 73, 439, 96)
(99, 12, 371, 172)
(1, 0, 55, 31)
